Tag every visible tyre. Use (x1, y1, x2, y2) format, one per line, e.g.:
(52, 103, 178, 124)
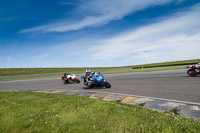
(105, 81, 111, 88)
(88, 82, 94, 88)
(63, 80, 66, 84)
(76, 79, 80, 83)
(187, 70, 197, 77)
(63, 80, 68, 84)
(66, 79, 70, 84)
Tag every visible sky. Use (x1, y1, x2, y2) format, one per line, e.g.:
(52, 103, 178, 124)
(0, 0, 200, 68)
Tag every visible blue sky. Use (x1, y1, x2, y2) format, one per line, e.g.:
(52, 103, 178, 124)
(0, 0, 200, 68)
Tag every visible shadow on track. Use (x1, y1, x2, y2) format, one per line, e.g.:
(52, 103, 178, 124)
(182, 75, 200, 77)
(82, 87, 110, 90)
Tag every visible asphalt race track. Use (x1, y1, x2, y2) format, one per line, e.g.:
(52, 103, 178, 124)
(1, 69, 200, 103)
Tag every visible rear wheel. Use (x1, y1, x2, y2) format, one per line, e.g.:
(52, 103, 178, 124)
(187, 70, 197, 77)
(105, 81, 111, 88)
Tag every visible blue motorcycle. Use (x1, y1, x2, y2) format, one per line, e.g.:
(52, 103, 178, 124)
(81, 72, 111, 88)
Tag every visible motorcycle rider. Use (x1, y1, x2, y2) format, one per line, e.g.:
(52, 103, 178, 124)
(62, 72, 73, 80)
(84, 69, 91, 77)
(194, 63, 200, 72)
(83, 69, 92, 84)
(61, 72, 68, 80)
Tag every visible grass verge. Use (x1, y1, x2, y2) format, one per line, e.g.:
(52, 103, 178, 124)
(1, 59, 199, 76)
(101, 65, 186, 74)
(0, 66, 186, 82)
(0, 91, 200, 133)
(0, 75, 61, 82)
(0, 67, 130, 76)
(132, 59, 200, 69)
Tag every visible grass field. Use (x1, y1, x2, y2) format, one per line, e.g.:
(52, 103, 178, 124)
(0, 67, 130, 76)
(132, 59, 200, 69)
(0, 91, 200, 133)
(1, 59, 199, 76)
(0, 65, 186, 82)
(101, 65, 186, 74)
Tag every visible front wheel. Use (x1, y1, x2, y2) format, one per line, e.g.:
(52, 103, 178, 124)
(63, 79, 70, 84)
(76, 79, 80, 83)
(105, 81, 111, 88)
(187, 70, 197, 77)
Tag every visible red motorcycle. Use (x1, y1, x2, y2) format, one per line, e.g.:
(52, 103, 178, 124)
(186, 65, 200, 77)
(61, 73, 80, 84)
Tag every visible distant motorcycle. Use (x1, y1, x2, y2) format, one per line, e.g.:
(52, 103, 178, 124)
(81, 72, 111, 88)
(186, 65, 200, 77)
(61, 73, 80, 84)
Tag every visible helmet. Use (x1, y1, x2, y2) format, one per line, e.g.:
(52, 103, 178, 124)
(198, 63, 200, 65)
(86, 69, 91, 73)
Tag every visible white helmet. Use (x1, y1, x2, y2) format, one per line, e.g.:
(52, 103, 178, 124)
(86, 69, 91, 73)
(198, 63, 200, 65)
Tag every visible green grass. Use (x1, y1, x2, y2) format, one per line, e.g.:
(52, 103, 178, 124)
(0, 59, 199, 76)
(101, 65, 186, 74)
(0, 91, 199, 133)
(0, 66, 186, 82)
(0, 75, 61, 82)
(132, 59, 200, 69)
(0, 67, 130, 76)
(0, 73, 84, 82)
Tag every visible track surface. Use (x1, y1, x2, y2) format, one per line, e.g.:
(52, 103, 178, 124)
(1, 69, 200, 103)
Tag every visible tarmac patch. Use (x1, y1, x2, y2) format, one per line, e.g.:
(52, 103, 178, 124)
(76, 91, 97, 97)
(132, 97, 155, 105)
(57, 91, 82, 95)
(178, 105, 200, 120)
(144, 100, 184, 112)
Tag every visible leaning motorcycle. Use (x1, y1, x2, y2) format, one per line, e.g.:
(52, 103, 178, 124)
(186, 65, 200, 77)
(81, 72, 111, 88)
(61, 73, 80, 84)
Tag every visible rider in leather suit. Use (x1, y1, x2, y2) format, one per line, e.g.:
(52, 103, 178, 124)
(83, 69, 92, 83)
(194, 63, 200, 72)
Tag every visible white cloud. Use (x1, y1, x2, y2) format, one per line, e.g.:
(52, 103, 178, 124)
(58, 2, 77, 6)
(29, 39, 91, 60)
(90, 3, 200, 63)
(31, 52, 52, 59)
(40, 52, 52, 58)
(177, 0, 186, 4)
(20, 0, 175, 33)
(7, 57, 11, 61)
